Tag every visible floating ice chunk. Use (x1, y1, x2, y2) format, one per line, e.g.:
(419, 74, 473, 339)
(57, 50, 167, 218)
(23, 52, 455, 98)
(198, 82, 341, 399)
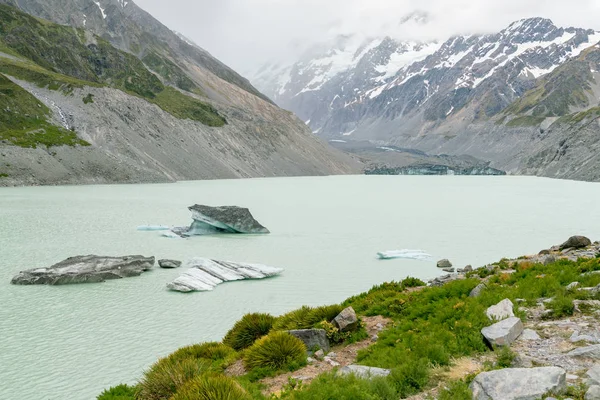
(137, 225, 170, 231)
(377, 249, 433, 261)
(161, 231, 183, 239)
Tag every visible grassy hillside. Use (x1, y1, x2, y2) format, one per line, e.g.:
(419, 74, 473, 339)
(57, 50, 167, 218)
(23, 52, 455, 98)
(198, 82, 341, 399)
(0, 4, 226, 136)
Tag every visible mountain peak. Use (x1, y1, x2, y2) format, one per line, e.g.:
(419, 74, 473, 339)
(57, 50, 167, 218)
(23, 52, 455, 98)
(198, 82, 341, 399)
(400, 11, 431, 26)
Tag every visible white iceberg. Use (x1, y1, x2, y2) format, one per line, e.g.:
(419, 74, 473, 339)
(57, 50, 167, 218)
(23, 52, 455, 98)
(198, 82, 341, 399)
(137, 225, 170, 231)
(167, 258, 284, 292)
(377, 249, 433, 261)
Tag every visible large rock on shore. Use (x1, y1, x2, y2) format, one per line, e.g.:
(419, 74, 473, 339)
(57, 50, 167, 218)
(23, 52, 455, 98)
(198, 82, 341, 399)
(288, 329, 330, 353)
(184, 205, 270, 235)
(481, 317, 523, 347)
(486, 299, 515, 321)
(11, 255, 155, 285)
(437, 259, 452, 268)
(470, 367, 566, 400)
(560, 236, 592, 250)
(333, 307, 358, 332)
(167, 258, 283, 292)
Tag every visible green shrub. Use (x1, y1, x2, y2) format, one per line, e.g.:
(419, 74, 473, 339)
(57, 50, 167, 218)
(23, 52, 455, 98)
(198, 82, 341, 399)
(438, 379, 473, 400)
(137, 358, 210, 400)
(168, 342, 235, 364)
(223, 313, 275, 351)
(546, 296, 575, 319)
(389, 358, 430, 397)
(97, 384, 137, 399)
(495, 346, 516, 368)
(400, 277, 425, 288)
(285, 372, 398, 400)
(170, 375, 251, 400)
(273, 305, 343, 330)
(243, 331, 306, 371)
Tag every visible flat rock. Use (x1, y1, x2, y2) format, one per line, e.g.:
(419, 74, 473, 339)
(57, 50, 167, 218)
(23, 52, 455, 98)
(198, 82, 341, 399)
(288, 329, 330, 353)
(185, 205, 270, 235)
(11, 255, 155, 285)
(470, 367, 566, 400)
(167, 258, 283, 292)
(519, 329, 541, 341)
(587, 386, 600, 400)
(333, 307, 358, 332)
(568, 345, 600, 359)
(486, 299, 515, 321)
(337, 365, 391, 379)
(587, 365, 600, 386)
(437, 259, 452, 268)
(482, 317, 524, 347)
(158, 259, 181, 269)
(560, 236, 592, 250)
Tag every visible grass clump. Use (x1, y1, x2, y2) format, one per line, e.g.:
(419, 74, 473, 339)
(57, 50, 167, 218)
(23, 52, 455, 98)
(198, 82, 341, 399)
(505, 115, 546, 127)
(545, 295, 575, 319)
(223, 313, 275, 351)
(438, 379, 473, 400)
(495, 346, 516, 368)
(283, 372, 398, 400)
(97, 384, 137, 399)
(243, 331, 306, 372)
(165, 342, 236, 372)
(137, 358, 211, 400)
(83, 93, 94, 104)
(273, 304, 344, 331)
(170, 375, 251, 400)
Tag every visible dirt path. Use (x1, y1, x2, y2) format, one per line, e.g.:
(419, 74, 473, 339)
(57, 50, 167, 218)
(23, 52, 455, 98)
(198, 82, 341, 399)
(259, 315, 392, 396)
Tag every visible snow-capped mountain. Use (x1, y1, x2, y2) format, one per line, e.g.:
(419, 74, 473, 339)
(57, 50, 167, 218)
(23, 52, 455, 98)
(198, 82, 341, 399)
(253, 17, 600, 139)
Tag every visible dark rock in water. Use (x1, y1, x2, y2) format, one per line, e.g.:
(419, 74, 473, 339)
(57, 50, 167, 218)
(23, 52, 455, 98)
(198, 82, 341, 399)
(333, 307, 358, 332)
(158, 259, 181, 269)
(288, 329, 330, 353)
(560, 236, 592, 250)
(184, 205, 270, 235)
(11, 255, 155, 285)
(437, 259, 452, 268)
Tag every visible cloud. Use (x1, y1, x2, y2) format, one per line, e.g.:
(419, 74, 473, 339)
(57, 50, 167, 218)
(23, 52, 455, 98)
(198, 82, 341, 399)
(134, 0, 600, 73)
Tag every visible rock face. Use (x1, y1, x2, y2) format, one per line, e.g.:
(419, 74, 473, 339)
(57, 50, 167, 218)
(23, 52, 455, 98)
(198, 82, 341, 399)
(587, 386, 600, 400)
(158, 259, 181, 269)
(437, 259, 453, 268)
(470, 367, 566, 400)
(481, 317, 524, 347)
(287, 329, 330, 353)
(567, 345, 600, 359)
(337, 365, 391, 379)
(587, 365, 600, 386)
(11, 255, 155, 285)
(183, 205, 270, 235)
(560, 236, 592, 250)
(333, 307, 359, 332)
(167, 258, 283, 292)
(486, 299, 515, 321)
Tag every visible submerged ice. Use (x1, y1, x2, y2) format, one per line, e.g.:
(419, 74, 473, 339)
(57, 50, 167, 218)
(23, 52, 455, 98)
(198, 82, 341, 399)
(377, 249, 433, 261)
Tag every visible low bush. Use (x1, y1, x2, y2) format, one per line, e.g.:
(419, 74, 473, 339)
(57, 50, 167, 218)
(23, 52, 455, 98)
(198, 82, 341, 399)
(273, 304, 343, 330)
(170, 375, 251, 400)
(97, 384, 137, 399)
(137, 358, 210, 400)
(545, 295, 575, 319)
(243, 331, 306, 372)
(283, 372, 398, 400)
(223, 313, 275, 351)
(389, 358, 430, 397)
(438, 379, 473, 400)
(495, 346, 516, 368)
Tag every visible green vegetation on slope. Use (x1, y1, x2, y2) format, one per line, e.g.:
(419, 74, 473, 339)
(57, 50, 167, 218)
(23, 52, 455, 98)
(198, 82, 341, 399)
(142, 51, 199, 93)
(505, 115, 546, 127)
(0, 4, 226, 130)
(0, 73, 89, 147)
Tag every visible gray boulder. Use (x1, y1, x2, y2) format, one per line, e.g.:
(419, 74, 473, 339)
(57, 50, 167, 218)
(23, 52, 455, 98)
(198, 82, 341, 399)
(288, 329, 330, 353)
(443, 267, 455, 273)
(185, 205, 270, 235)
(587, 386, 600, 400)
(437, 259, 452, 268)
(587, 365, 600, 386)
(333, 307, 358, 332)
(568, 345, 600, 359)
(11, 255, 155, 285)
(337, 365, 391, 379)
(470, 283, 486, 297)
(470, 367, 566, 400)
(560, 236, 592, 250)
(482, 317, 524, 347)
(158, 259, 182, 269)
(486, 299, 515, 321)
(464, 265, 473, 272)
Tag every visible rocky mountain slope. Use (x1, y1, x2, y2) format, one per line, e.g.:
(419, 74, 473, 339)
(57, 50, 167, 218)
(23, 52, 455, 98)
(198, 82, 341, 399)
(253, 16, 600, 181)
(0, 1, 359, 186)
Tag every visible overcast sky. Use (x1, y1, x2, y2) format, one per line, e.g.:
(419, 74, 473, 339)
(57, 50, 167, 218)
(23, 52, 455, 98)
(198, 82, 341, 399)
(135, 0, 600, 74)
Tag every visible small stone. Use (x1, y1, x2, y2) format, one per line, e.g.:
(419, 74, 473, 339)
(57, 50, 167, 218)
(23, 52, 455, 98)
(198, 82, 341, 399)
(314, 349, 324, 360)
(566, 282, 580, 290)
(586, 385, 600, 400)
(481, 317, 524, 347)
(371, 334, 379, 342)
(306, 357, 316, 364)
(375, 323, 384, 330)
(486, 299, 515, 321)
(328, 352, 337, 359)
(470, 283, 486, 298)
(519, 329, 541, 341)
(332, 307, 358, 332)
(566, 374, 579, 381)
(158, 259, 182, 269)
(437, 259, 452, 268)
(543, 255, 557, 265)
(327, 359, 340, 367)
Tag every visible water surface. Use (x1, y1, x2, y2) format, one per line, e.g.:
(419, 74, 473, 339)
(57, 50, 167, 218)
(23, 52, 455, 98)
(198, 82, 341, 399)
(1, 175, 599, 399)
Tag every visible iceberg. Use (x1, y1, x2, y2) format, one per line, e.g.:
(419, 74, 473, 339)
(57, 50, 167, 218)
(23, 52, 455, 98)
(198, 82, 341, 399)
(137, 225, 170, 231)
(377, 249, 433, 261)
(168, 205, 270, 237)
(167, 258, 283, 292)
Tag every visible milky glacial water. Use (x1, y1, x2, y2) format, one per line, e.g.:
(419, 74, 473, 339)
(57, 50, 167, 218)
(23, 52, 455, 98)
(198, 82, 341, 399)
(1, 175, 600, 400)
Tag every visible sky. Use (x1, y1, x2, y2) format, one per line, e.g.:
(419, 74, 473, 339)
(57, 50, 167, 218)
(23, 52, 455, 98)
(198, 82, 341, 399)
(135, 0, 600, 74)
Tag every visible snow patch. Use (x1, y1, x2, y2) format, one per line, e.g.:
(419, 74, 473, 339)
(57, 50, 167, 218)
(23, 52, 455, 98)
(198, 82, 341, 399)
(94, 1, 106, 19)
(342, 129, 356, 136)
(329, 139, 346, 143)
(374, 41, 441, 82)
